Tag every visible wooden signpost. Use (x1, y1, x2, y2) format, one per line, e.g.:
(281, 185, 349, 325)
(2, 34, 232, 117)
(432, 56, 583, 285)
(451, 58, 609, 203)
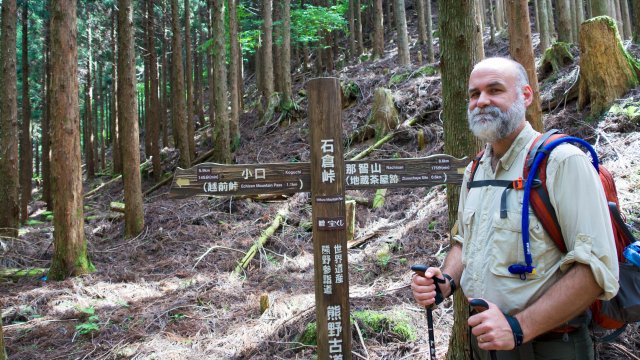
(169, 78, 467, 359)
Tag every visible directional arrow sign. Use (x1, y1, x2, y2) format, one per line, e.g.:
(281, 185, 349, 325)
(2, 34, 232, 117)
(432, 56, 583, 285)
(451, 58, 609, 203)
(169, 154, 467, 198)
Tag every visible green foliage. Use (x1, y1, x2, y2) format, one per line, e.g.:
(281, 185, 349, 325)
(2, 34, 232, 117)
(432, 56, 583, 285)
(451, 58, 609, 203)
(298, 321, 318, 345)
(351, 310, 417, 341)
(609, 101, 640, 121)
(75, 306, 100, 336)
(388, 65, 438, 87)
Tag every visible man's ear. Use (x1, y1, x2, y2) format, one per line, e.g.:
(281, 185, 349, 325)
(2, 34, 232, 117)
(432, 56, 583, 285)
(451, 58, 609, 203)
(522, 84, 534, 107)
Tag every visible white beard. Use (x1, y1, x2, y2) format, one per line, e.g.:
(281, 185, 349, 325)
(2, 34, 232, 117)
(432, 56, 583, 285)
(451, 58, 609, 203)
(467, 96, 526, 143)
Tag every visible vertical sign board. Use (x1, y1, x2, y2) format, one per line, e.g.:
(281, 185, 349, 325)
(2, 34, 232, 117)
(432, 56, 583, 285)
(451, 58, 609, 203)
(308, 78, 351, 360)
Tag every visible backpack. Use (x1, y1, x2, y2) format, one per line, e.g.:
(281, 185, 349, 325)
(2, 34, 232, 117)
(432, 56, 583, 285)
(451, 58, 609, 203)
(468, 129, 639, 334)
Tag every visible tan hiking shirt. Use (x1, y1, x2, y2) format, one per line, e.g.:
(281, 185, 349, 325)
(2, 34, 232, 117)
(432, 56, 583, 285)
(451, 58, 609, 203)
(453, 123, 619, 315)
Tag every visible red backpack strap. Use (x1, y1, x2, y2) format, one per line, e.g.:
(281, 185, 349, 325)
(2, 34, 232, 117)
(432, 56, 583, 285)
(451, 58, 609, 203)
(523, 130, 568, 253)
(467, 149, 485, 189)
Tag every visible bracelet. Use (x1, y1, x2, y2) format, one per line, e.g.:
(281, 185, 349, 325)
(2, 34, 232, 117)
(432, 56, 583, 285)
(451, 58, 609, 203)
(503, 313, 524, 347)
(442, 273, 457, 296)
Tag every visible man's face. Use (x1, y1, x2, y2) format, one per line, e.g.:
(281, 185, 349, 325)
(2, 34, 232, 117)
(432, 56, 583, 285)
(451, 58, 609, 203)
(466, 65, 526, 143)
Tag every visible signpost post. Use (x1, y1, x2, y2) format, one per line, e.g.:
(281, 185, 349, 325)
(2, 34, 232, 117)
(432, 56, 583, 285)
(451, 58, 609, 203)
(169, 78, 468, 359)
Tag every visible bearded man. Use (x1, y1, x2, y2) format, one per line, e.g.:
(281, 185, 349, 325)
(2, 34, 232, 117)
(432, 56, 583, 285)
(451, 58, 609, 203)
(411, 57, 619, 359)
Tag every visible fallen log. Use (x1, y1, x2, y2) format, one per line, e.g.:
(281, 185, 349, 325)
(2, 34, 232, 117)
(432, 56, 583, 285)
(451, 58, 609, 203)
(85, 158, 152, 198)
(234, 206, 290, 275)
(0, 268, 47, 280)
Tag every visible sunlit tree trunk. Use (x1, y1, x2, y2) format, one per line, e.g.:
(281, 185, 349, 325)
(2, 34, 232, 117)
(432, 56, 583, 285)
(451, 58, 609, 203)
(538, 0, 551, 50)
(278, 0, 293, 109)
(49, 0, 94, 280)
(171, 0, 191, 167)
(229, 0, 242, 147)
(184, 0, 196, 158)
(0, 0, 19, 239)
(161, 0, 169, 148)
(394, 0, 410, 66)
(118, 0, 145, 237)
(620, 0, 632, 39)
(148, 0, 161, 182)
(42, 5, 52, 207)
(417, 0, 427, 46)
(439, 0, 483, 358)
(211, 0, 231, 163)
(84, 60, 95, 178)
(354, 0, 363, 55)
(261, 0, 274, 99)
(591, 0, 609, 16)
(557, 0, 573, 42)
(506, 0, 543, 131)
(110, 7, 122, 174)
(372, 0, 384, 58)
(20, 0, 32, 224)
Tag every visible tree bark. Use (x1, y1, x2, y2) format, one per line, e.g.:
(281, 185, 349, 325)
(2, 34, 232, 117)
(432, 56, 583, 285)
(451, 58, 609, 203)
(578, 16, 640, 116)
(0, 0, 19, 239)
(557, 0, 573, 42)
(49, 0, 94, 280)
(20, 0, 32, 224)
(633, 0, 640, 43)
(417, 0, 427, 46)
(591, 0, 609, 16)
(506, 0, 544, 131)
(148, 0, 161, 182)
(438, 0, 481, 358)
(394, 0, 410, 66)
(211, 0, 231, 163)
(620, 0, 632, 40)
(354, 0, 364, 55)
(42, 5, 52, 207)
(372, 0, 384, 58)
(426, 0, 435, 62)
(110, 7, 122, 174)
(84, 61, 95, 178)
(118, 0, 145, 237)
(184, 0, 196, 158)
(229, 0, 242, 147)
(171, 0, 191, 168)
(278, 0, 293, 109)
(538, 0, 551, 50)
(0, 305, 6, 360)
(261, 0, 274, 99)
(348, 0, 356, 56)
(161, 0, 169, 148)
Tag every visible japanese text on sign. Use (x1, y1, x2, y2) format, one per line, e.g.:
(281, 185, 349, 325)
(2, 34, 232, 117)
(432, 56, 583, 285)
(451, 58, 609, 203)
(321, 139, 336, 183)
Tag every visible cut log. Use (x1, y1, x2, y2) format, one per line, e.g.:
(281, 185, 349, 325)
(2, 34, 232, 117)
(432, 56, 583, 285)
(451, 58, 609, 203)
(0, 268, 47, 280)
(345, 200, 356, 242)
(110, 202, 125, 213)
(578, 16, 640, 116)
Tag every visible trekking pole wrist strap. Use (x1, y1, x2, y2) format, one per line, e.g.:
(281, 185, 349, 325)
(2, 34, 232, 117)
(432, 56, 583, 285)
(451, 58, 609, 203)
(442, 273, 457, 297)
(504, 313, 524, 347)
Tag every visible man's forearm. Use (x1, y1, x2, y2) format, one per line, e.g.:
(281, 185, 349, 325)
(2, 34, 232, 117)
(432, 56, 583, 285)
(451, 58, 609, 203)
(442, 243, 464, 296)
(515, 263, 602, 342)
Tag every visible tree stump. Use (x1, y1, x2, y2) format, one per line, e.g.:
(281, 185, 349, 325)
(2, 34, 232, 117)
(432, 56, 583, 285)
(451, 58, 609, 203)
(538, 42, 574, 81)
(578, 16, 640, 116)
(367, 88, 399, 138)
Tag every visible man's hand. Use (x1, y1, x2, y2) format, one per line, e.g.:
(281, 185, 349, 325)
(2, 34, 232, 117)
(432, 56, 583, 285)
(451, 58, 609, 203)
(468, 298, 515, 351)
(411, 267, 448, 307)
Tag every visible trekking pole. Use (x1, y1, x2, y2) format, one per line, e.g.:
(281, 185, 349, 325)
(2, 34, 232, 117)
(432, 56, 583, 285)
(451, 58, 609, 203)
(411, 264, 446, 360)
(469, 298, 498, 360)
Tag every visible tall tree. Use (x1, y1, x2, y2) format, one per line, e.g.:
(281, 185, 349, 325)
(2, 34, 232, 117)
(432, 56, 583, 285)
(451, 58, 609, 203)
(277, 0, 293, 109)
(372, 0, 384, 58)
(591, 0, 609, 16)
(261, 0, 274, 99)
(425, 0, 435, 62)
(184, 0, 196, 158)
(229, 0, 242, 146)
(438, 0, 481, 358)
(633, 0, 640, 43)
(48, 0, 94, 280)
(211, 0, 231, 163)
(148, 0, 161, 182)
(620, 0, 632, 39)
(353, 0, 363, 55)
(394, 0, 410, 66)
(506, 0, 543, 131)
(20, 0, 32, 224)
(110, 7, 122, 174)
(118, 0, 145, 236)
(84, 59, 95, 178)
(0, 0, 19, 239)
(42, 4, 52, 207)
(538, 0, 551, 50)
(171, 0, 191, 168)
(557, 0, 573, 42)
(416, 0, 427, 48)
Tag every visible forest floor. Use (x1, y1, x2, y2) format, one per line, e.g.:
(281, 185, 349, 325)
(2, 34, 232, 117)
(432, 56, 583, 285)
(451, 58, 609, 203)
(3, 27, 640, 360)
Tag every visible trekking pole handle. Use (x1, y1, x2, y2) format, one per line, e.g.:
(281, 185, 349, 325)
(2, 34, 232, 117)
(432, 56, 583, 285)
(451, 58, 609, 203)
(469, 298, 498, 360)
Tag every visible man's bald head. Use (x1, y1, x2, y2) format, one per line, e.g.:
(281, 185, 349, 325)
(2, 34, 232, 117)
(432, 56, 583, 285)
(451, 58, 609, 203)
(471, 57, 529, 89)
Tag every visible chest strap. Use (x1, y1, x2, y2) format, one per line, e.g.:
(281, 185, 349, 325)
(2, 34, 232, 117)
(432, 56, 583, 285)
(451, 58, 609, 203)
(467, 178, 542, 219)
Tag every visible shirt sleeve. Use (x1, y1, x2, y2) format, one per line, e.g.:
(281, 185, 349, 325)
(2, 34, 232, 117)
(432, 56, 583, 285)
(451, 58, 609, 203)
(546, 148, 619, 300)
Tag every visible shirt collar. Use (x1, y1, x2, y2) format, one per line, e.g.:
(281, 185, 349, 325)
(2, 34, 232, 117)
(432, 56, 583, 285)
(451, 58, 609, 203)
(481, 122, 537, 171)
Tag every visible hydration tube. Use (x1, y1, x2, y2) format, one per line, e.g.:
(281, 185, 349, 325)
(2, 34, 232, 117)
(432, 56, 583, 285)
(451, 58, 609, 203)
(515, 137, 599, 279)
